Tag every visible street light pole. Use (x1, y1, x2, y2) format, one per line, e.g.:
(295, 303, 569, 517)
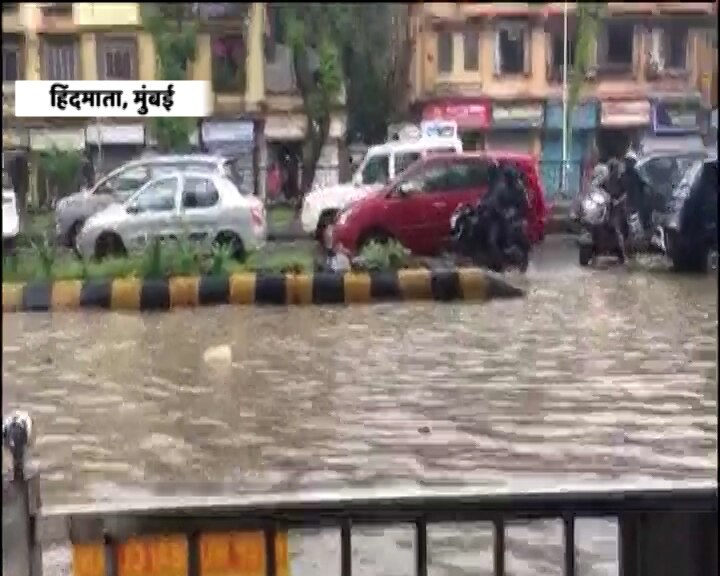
(561, 1, 569, 196)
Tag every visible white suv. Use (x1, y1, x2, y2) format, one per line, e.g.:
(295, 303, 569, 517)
(301, 136, 463, 239)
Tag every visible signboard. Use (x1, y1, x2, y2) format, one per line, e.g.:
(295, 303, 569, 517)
(422, 100, 490, 129)
(491, 103, 544, 129)
(600, 100, 651, 127)
(30, 127, 85, 151)
(72, 532, 290, 576)
(544, 101, 598, 131)
(85, 123, 145, 146)
(420, 120, 458, 140)
(202, 120, 254, 144)
(652, 101, 700, 134)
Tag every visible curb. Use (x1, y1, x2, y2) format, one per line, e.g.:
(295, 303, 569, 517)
(2, 269, 524, 313)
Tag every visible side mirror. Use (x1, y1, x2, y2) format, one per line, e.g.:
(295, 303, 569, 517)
(126, 204, 141, 214)
(397, 180, 420, 196)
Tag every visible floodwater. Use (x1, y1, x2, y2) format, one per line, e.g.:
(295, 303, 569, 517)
(2, 237, 717, 576)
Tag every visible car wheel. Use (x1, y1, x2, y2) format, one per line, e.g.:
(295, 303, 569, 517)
(578, 244, 593, 267)
(671, 238, 708, 273)
(315, 211, 337, 243)
(214, 232, 246, 262)
(69, 220, 85, 257)
(94, 232, 126, 260)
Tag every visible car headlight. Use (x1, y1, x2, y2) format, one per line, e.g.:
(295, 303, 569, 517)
(581, 197, 598, 213)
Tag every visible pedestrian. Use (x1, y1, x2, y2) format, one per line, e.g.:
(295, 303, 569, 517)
(82, 149, 95, 190)
(10, 153, 29, 213)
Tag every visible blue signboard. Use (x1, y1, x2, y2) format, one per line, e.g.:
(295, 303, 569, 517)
(651, 101, 699, 135)
(544, 101, 598, 131)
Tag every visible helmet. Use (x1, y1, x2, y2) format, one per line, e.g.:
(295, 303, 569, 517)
(592, 163, 609, 185)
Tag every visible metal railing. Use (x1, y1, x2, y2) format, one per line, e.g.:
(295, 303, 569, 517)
(3, 412, 718, 576)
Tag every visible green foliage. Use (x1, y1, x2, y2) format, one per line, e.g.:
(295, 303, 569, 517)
(141, 238, 165, 279)
(38, 148, 83, 199)
(568, 4, 605, 127)
(30, 239, 56, 279)
(141, 4, 198, 152)
(358, 239, 410, 271)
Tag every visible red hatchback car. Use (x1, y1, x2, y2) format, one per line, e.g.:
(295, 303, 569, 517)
(331, 152, 548, 256)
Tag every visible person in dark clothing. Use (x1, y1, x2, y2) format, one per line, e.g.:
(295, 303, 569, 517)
(620, 151, 653, 231)
(82, 150, 95, 190)
(10, 154, 29, 212)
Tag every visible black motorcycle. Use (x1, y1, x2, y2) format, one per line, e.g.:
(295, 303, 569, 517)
(450, 202, 530, 273)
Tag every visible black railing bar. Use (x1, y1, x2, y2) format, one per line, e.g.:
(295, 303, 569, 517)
(493, 518, 505, 576)
(563, 515, 576, 576)
(43, 481, 717, 520)
(340, 518, 352, 576)
(60, 503, 718, 544)
(264, 525, 277, 576)
(415, 518, 428, 576)
(188, 531, 200, 576)
(103, 533, 118, 576)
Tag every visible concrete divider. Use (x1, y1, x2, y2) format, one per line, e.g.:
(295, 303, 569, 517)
(2, 269, 524, 312)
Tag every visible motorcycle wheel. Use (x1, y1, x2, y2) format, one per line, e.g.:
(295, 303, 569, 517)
(579, 243, 593, 267)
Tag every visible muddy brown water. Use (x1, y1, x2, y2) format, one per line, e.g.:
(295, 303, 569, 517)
(2, 237, 717, 576)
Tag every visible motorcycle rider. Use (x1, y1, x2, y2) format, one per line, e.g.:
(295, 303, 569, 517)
(620, 149, 654, 234)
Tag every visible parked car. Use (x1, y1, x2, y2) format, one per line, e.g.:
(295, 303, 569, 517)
(2, 169, 19, 252)
(55, 154, 251, 253)
(330, 152, 548, 257)
(655, 156, 718, 272)
(300, 135, 463, 241)
(76, 171, 266, 262)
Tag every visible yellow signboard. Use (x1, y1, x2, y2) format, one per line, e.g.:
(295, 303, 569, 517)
(72, 532, 289, 576)
(200, 532, 289, 576)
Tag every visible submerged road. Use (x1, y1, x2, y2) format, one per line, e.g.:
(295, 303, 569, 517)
(3, 236, 717, 576)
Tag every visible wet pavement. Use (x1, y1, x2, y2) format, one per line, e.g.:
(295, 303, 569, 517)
(2, 236, 717, 576)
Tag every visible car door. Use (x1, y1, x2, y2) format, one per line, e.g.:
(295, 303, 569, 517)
(122, 175, 182, 252)
(380, 159, 452, 255)
(178, 174, 222, 247)
(425, 158, 491, 251)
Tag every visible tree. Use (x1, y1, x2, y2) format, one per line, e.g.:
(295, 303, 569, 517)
(568, 4, 604, 129)
(141, 4, 199, 152)
(272, 4, 414, 193)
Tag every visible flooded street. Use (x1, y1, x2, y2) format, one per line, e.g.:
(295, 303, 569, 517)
(3, 236, 717, 576)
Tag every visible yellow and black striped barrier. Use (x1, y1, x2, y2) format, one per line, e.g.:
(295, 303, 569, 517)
(1, 268, 524, 313)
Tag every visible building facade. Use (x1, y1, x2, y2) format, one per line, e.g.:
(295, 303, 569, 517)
(1, 2, 346, 205)
(409, 2, 717, 198)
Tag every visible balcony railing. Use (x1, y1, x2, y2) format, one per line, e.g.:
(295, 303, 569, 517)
(3, 412, 717, 576)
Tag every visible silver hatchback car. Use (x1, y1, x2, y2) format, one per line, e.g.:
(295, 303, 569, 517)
(77, 171, 266, 261)
(55, 154, 251, 251)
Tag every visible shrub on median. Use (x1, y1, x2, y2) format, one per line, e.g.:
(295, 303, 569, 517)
(1, 239, 316, 284)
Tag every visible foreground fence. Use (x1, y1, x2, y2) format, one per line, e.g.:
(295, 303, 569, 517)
(3, 412, 717, 576)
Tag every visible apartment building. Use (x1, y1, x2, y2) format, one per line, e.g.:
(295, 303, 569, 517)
(409, 2, 717, 197)
(1, 2, 346, 203)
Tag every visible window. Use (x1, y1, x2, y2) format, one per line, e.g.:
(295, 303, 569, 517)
(548, 31, 576, 82)
(437, 31, 453, 74)
(98, 37, 137, 80)
(394, 152, 421, 176)
(2, 39, 22, 82)
(133, 177, 178, 213)
(222, 159, 252, 194)
(42, 37, 78, 80)
(212, 35, 247, 93)
(102, 166, 152, 197)
(182, 177, 220, 208)
(496, 22, 528, 75)
(598, 22, 633, 71)
(463, 30, 479, 71)
(663, 27, 687, 70)
(361, 155, 390, 185)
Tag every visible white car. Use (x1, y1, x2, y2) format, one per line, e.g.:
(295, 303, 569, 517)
(77, 171, 266, 261)
(300, 136, 463, 239)
(2, 170, 20, 250)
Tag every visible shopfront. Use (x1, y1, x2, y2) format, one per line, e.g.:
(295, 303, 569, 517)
(597, 100, 650, 161)
(201, 119, 255, 193)
(486, 103, 544, 155)
(640, 99, 705, 154)
(421, 99, 490, 151)
(85, 123, 146, 174)
(541, 101, 598, 199)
